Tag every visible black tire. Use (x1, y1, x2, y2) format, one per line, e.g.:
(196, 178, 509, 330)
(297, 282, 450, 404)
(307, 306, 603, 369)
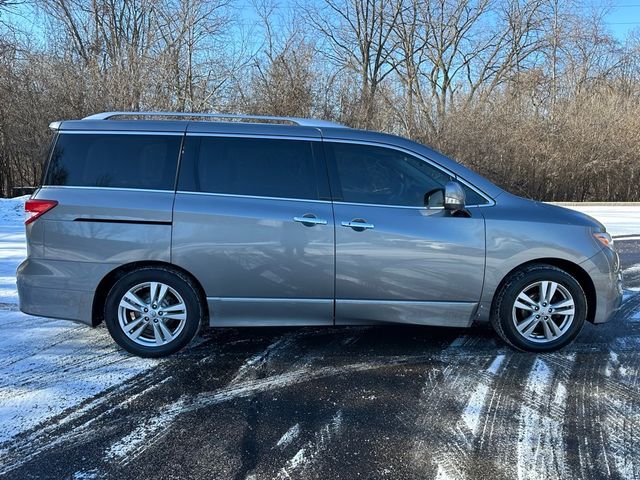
(490, 264, 587, 352)
(104, 267, 203, 357)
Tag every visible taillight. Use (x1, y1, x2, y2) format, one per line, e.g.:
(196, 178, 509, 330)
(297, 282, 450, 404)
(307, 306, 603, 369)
(25, 199, 58, 225)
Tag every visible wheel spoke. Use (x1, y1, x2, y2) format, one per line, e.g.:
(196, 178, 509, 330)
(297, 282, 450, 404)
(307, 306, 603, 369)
(163, 302, 186, 313)
(121, 291, 146, 311)
(539, 281, 549, 303)
(551, 298, 574, 310)
(162, 303, 186, 321)
(554, 308, 575, 317)
(542, 320, 554, 340)
(546, 282, 558, 303)
(515, 292, 537, 311)
(125, 316, 145, 333)
(152, 322, 164, 345)
(549, 319, 563, 337)
(156, 284, 169, 305)
(163, 312, 187, 321)
(517, 314, 537, 333)
(129, 321, 148, 340)
(149, 282, 160, 305)
(158, 319, 173, 340)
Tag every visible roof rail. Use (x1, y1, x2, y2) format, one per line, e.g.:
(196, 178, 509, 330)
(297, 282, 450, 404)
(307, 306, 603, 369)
(82, 111, 345, 128)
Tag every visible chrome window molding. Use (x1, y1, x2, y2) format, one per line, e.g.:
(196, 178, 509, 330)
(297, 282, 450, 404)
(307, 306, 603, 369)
(322, 138, 495, 208)
(176, 190, 332, 204)
(40, 185, 175, 193)
(57, 130, 185, 136)
(185, 132, 322, 142)
(333, 201, 443, 210)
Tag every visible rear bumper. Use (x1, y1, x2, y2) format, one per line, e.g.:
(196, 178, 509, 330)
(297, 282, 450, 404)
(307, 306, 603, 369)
(582, 247, 623, 324)
(17, 257, 115, 326)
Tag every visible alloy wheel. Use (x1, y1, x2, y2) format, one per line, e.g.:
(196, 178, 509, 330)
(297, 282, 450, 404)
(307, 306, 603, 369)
(117, 281, 188, 347)
(511, 280, 575, 343)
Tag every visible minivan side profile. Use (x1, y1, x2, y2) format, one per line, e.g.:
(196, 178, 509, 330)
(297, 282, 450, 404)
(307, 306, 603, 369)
(17, 112, 623, 357)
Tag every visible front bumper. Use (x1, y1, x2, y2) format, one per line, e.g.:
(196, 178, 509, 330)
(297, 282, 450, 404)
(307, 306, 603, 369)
(582, 246, 623, 324)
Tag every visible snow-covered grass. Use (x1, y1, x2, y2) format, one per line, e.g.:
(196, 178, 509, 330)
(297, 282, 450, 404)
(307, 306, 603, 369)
(0, 196, 637, 446)
(559, 204, 640, 237)
(0, 197, 157, 445)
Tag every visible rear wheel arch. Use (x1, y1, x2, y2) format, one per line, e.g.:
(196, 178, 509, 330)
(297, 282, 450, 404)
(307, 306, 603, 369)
(91, 261, 208, 327)
(491, 258, 596, 325)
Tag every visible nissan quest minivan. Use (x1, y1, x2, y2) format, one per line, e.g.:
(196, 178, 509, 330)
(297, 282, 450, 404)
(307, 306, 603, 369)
(17, 112, 623, 357)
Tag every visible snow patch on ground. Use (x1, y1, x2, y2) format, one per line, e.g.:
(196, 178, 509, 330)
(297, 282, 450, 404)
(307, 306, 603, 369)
(561, 205, 640, 237)
(461, 354, 506, 435)
(104, 398, 187, 464)
(277, 410, 343, 479)
(517, 356, 573, 480)
(0, 197, 157, 445)
(276, 423, 301, 449)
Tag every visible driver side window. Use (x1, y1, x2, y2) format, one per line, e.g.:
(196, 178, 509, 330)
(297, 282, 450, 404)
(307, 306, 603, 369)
(327, 142, 452, 207)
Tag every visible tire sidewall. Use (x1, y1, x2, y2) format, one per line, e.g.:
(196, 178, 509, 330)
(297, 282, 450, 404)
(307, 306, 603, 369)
(499, 268, 587, 352)
(104, 268, 202, 357)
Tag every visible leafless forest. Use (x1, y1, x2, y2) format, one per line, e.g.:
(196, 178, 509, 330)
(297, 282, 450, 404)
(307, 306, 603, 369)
(0, 0, 639, 201)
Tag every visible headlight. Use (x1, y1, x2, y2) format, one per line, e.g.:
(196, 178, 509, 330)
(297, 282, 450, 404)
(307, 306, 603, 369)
(593, 231, 614, 249)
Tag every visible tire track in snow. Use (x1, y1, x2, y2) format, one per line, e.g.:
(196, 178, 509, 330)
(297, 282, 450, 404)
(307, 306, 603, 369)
(600, 293, 640, 480)
(411, 336, 510, 479)
(276, 411, 344, 479)
(99, 335, 299, 469)
(0, 371, 174, 475)
(99, 330, 357, 470)
(516, 355, 575, 480)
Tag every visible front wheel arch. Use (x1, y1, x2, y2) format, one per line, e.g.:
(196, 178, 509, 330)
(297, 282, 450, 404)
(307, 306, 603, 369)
(490, 258, 596, 325)
(91, 261, 209, 327)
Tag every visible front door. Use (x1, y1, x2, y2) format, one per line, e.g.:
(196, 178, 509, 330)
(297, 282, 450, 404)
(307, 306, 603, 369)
(325, 141, 486, 327)
(172, 134, 335, 326)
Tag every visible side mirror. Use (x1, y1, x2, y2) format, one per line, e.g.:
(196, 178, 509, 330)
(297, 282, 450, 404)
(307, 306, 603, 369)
(424, 188, 444, 208)
(444, 181, 466, 212)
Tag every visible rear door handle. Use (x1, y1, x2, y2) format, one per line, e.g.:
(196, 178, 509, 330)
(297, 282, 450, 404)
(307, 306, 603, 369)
(341, 219, 374, 231)
(293, 214, 328, 226)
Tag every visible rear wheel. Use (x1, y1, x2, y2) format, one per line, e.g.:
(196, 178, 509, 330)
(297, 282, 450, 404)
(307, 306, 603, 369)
(104, 267, 203, 357)
(491, 265, 587, 352)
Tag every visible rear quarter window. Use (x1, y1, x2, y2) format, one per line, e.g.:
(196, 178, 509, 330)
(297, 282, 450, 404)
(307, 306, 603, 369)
(45, 133, 181, 190)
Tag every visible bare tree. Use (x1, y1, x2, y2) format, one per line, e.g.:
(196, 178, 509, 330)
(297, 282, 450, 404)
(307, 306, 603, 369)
(305, 0, 402, 127)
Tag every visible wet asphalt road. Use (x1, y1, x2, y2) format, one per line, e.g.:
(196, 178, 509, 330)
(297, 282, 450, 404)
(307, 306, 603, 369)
(1, 240, 640, 480)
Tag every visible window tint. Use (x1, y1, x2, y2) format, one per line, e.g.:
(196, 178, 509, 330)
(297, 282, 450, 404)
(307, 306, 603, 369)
(45, 134, 181, 190)
(179, 136, 326, 200)
(461, 184, 489, 206)
(328, 142, 453, 207)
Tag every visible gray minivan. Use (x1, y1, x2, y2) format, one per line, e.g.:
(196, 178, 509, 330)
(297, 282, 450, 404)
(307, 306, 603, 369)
(17, 112, 623, 357)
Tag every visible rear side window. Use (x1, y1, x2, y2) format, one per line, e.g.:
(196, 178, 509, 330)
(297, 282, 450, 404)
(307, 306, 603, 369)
(178, 136, 328, 200)
(45, 133, 181, 190)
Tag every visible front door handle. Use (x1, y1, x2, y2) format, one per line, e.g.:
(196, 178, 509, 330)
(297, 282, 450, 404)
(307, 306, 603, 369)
(293, 214, 328, 227)
(341, 219, 375, 231)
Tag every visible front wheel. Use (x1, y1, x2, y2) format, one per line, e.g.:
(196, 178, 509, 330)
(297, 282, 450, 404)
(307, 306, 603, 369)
(491, 265, 587, 352)
(104, 267, 203, 357)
